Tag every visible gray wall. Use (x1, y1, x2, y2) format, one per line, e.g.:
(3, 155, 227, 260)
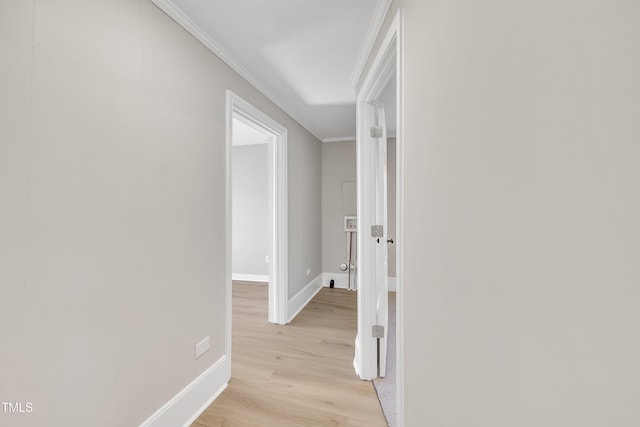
(321, 141, 356, 273)
(288, 121, 322, 295)
(0, 0, 320, 425)
(362, 1, 640, 426)
(232, 144, 269, 277)
(321, 139, 397, 277)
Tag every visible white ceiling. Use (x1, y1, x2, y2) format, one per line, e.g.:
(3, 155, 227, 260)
(151, 0, 391, 141)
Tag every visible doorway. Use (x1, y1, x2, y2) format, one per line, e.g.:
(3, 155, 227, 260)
(231, 118, 271, 285)
(225, 92, 288, 359)
(355, 8, 404, 427)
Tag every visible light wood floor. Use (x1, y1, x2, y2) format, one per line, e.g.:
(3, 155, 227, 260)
(192, 281, 387, 427)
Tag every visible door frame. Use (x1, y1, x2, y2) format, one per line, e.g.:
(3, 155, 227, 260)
(226, 91, 289, 352)
(355, 8, 404, 425)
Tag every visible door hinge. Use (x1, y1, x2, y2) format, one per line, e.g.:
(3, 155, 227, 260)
(372, 325, 385, 339)
(371, 225, 383, 238)
(370, 125, 383, 138)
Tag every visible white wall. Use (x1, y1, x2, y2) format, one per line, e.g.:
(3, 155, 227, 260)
(361, 1, 640, 426)
(232, 144, 269, 277)
(0, 0, 321, 425)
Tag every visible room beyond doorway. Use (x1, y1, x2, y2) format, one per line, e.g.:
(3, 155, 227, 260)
(226, 91, 288, 330)
(231, 118, 271, 284)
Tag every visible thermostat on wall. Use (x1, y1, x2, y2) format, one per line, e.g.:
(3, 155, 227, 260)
(344, 216, 357, 232)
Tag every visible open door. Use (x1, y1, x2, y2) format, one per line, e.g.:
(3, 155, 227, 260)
(355, 8, 403, 423)
(355, 100, 389, 380)
(372, 102, 389, 378)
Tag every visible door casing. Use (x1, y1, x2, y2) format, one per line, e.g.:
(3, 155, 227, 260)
(226, 91, 289, 373)
(355, 8, 405, 426)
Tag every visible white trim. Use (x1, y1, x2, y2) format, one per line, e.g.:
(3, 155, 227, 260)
(353, 333, 362, 378)
(356, 8, 405, 427)
(287, 274, 323, 323)
(231, 274, 269, 283)
(139, 355, 229, 427)
(321, 136, 356, 143)
(356, 5, 401, 380)
(350, 0, 393, 88)
(355, 96, 375, 380)
(225, 91, 233, 377)
(150, 0, 321, 141)
(395, 11, 406, 425)
(227, 90, 289, 331)
(273, 120, 289, 326)
(321, 272, 357, 290)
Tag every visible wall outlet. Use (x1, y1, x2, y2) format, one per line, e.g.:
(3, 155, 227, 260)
(265, 255, 269, 264)
(195, 336, 210, 360)
(306, 267, 311, 276)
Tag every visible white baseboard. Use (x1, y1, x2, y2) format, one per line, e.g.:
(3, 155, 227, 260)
(139, 355, 229, 427)
(353, 334, 362, 377)
(322, 272, 356, 290)
(321, 272, 396, 291)
(232, 274, 269, 283)
(287, 274, 323, 323)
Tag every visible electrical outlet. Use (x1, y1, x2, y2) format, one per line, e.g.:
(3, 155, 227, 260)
(265, 255, 269, 264)
(195, 336, 210, 360)
(306, 267, 311, 276)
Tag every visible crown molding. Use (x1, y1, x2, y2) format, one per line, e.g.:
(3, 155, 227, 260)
(150, 0, 323, 142)
(349, 0, 393, 88)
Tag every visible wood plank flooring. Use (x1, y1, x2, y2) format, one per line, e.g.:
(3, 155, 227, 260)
(192, 281, 387, 427)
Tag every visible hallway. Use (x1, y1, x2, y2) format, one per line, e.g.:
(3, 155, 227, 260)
(192, 282, 387, 426)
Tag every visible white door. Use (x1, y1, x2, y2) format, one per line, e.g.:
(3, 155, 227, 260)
(372, 102, 389, 377)
(354, 101, 390, 380)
